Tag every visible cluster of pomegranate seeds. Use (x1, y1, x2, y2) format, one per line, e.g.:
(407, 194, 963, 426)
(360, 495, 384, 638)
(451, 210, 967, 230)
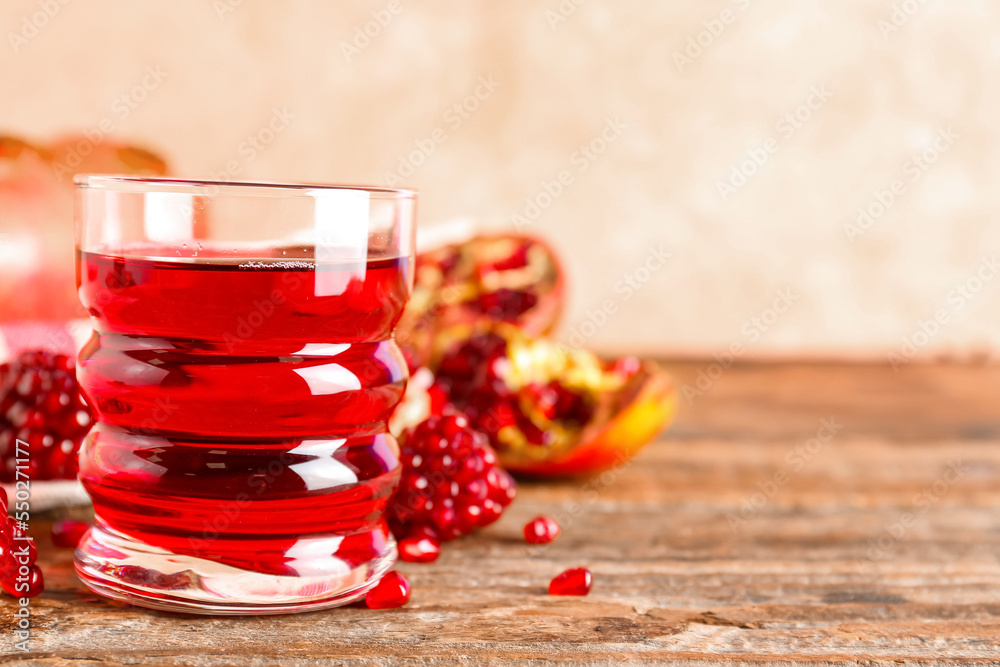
(432, 239, 542, 324)
(478, 241, 530, 273)
(432, 332, 596, 450)
(0, 351, 93, 482)
(51, 519, 91, 549)
(473, 288, 539, 322)
(524, 516, 561, 545)
(365, 571, 411, 609)
(548, 567, 591, 596)
(388, 413, 516, 562)
(0, 487, 43, 597)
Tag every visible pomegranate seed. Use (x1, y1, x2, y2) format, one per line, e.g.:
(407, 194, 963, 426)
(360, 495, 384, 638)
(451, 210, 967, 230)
(548, 567, 591, 596)
(524, 516, 560, 545)
(398, 536, 441, 563)
(613, 356, 642, 378)
(427, 383, 448, 416)
(52, 519, 91, 549)
(365, 571, 411, 609)
(18, 567, 44, 597)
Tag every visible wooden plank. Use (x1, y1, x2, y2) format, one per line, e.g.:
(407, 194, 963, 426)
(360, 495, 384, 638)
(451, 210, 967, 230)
(666, 360, 1000, 442)
(3, 362, 1000, 665)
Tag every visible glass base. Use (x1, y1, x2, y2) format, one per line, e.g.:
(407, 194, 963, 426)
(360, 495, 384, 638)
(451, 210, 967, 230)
(75, 524, 396, 615)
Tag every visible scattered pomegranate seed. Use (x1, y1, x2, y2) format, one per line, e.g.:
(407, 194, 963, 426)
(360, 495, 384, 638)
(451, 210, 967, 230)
(365, 571, 411, 609)
(524, 516, 561, 545)
(548, 567, 591, 596)
(51, 519, 91, 549)
(398, 535, 441, 563)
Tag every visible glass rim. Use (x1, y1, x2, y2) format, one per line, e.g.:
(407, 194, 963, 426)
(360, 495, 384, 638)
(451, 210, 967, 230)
(74, 174, 418, 199)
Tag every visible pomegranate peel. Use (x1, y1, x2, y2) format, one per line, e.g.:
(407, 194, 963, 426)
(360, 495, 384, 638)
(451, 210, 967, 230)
(505, 361, 677, 477)
(432, 326, 677, 476)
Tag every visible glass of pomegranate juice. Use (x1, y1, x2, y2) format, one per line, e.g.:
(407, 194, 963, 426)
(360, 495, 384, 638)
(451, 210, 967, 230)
(73, 176, 416, 614)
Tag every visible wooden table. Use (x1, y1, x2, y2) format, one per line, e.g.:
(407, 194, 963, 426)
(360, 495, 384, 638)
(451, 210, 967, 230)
(5, 361, 1000, 665)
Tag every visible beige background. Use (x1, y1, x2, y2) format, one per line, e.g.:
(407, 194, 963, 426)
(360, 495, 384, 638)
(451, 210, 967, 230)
(1, 0, 998, 359)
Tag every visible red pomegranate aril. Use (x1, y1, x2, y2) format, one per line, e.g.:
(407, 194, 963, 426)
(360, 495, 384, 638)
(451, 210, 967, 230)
(365, 571, 411, 609)
(548, 567, 592, 596)
(18, 567, 44, 597)
(479, 499, 503, 526)
(427, 383, 449, 415)
(431, 506, 458, 536)
(462, 478, 488, 500)
(52, 519, 91, 549)
(613, 355, 642, 378)
(493, 243, 531, 271)
(549, 382, 594, 425)
(398, 535, 441, 563)
(524, 516, 561, 545)
(476, 288, 539, 321)
(524, 383, 559, 421)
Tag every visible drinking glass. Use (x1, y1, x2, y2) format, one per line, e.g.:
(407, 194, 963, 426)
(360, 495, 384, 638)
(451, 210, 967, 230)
(74, 176, 416, 614)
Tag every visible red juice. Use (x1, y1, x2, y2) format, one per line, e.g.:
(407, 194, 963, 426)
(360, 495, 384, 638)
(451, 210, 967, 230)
(76, 249, 410, 578)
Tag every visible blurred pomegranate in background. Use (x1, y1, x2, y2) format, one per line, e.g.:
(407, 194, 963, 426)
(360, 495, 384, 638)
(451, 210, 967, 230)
(0, 135, 167, 321)
(396, 234, 565, 369)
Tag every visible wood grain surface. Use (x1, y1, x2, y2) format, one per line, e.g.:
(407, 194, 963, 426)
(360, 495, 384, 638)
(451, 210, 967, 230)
(3, 361, 1000, 666)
